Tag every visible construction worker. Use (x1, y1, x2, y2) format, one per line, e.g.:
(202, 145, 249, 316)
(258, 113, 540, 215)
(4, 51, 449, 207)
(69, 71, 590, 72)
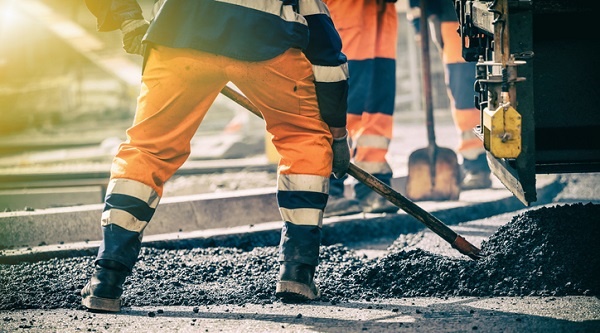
(81, 0, 350, 311)
(408, 0, 492, 189)
(323, 0, 400, 217)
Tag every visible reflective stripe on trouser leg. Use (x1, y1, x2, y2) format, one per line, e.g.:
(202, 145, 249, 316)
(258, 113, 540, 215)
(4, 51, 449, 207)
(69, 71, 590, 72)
(276, 174, 328, 265)
(97, 178, 160, 270)
(441, 22, 485, 160)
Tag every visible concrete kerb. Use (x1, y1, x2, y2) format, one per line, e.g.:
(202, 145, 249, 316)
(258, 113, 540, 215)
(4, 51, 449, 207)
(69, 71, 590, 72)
(0, 187, 281, 249)
(0, 175, 563, 264)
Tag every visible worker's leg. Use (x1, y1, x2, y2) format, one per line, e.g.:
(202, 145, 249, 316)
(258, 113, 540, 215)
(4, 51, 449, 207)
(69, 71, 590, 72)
(351, 1, 399, 213)
(325, 0, 398, 215)
(232, 48, 331, 301)
(321, 0, 367, 217)
(440, 21, 491, 189)
(82, 46, 228, 312)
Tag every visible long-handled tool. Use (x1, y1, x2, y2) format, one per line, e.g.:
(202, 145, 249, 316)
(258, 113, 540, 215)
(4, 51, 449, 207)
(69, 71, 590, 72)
(219, 85, 482, 260)
(405, 0, 461, 201)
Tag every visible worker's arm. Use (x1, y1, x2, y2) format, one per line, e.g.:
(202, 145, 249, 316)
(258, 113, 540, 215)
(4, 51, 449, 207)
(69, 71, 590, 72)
(300, 1, 350, 178)
(300, 2, 349, 137)
(85, 0, 149, 55)
(84, 0, 144, 31)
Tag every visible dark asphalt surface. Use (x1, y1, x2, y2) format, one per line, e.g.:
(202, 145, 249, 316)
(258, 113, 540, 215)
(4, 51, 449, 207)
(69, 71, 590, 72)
(1, 173, 599, 332)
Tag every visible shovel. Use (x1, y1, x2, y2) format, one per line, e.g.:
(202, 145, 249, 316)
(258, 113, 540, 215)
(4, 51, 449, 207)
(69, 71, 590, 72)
(405, 0, 461, 201)
(219, 85, 481, 260)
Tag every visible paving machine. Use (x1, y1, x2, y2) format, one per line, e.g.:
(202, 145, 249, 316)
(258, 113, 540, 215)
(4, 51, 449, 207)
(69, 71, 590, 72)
(453, 0, 600, 205)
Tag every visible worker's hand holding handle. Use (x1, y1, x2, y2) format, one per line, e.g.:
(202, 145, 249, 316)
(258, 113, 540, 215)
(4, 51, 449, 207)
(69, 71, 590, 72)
(120, 19, 150, 56)
(331, 129, 351, 179)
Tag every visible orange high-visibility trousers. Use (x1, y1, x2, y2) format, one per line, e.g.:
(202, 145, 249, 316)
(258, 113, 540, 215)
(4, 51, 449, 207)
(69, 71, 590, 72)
(111, 45, 333, 197)
(98, 46, 333, 268)
(325, 0, 397, 184)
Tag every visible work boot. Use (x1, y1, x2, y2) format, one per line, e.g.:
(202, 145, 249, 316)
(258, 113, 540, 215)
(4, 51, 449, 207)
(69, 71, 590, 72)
(276, 222, 321, 302)
(359, 191, 399, 214)
(461, 153, 492, 190)
(81, 259, 130, 312)
(276, 262, 321, 302)
(324, 195, 362, 217)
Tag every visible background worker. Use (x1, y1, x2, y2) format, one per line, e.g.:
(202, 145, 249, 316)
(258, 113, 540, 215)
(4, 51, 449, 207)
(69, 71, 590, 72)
(81, 0, 351, 311)
(408, 0, 492, 189)
(323, 0, 400, 217)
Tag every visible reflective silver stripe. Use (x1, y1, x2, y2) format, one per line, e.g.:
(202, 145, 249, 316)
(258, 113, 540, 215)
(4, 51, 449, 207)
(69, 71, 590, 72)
(216, 0, 307, 25)
(354, 161, 393, 175)
(461, 130, 479, 141)
(298, 0, 330, 16)
(460, 147, 486, 160)
(312, 63, 349, 83)
(101, 209, 149, 233)
(106, 178, 160, 209)
(278, 174, 329, 193)
(280, 208, 323, 227)
(356, 134, 391, 150)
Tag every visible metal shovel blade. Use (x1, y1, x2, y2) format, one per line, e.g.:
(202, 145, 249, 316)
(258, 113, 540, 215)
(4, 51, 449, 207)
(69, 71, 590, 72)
(406, 146, 461, 201)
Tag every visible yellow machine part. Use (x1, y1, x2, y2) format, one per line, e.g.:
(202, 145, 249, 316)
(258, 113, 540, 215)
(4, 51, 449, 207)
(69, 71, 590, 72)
(483, 105, 522, 158)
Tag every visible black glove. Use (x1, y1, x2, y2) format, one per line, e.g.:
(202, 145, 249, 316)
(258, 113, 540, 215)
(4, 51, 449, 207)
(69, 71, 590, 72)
(331, 132, 351, 179)
(120, 19, 149, 56)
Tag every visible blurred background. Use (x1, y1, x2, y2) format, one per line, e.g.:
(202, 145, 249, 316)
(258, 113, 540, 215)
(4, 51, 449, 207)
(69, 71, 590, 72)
(0, 0, 452, 211)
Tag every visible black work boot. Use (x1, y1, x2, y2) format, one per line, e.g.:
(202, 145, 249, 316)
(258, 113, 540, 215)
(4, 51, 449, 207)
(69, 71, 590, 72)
(275, 222, 321, 302)
(276, 262, 320, 302)
(81, 259, 130, 312)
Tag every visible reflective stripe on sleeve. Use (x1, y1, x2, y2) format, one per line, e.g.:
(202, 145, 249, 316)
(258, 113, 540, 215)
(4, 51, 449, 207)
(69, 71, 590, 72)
(216, 0, 307, 25)
(312, 63, 349, 83)
(298, 0, 330, 16)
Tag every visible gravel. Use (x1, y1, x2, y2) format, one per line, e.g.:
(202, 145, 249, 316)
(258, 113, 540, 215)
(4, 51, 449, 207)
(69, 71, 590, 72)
(0, 202, 598, 310)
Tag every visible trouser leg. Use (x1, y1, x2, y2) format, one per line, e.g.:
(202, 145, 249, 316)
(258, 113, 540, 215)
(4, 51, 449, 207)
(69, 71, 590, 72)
(97, 46, 228, 268)
(231, 48, 331, 300)
(83, 46, 229, 311)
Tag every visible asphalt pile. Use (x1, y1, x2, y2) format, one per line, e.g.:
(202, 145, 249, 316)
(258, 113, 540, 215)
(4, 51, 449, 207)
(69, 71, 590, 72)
(0, 203, 598, 310)
(343, 202, 600, 299)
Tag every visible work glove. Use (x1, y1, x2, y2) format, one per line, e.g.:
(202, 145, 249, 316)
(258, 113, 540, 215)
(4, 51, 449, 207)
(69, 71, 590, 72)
(331, 132, 351, 179)
(120, 19, 150, 56)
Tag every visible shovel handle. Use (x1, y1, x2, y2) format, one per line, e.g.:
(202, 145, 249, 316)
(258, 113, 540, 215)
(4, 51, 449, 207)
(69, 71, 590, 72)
(347, 164, 481, 260)
(219, 85, 482, 260)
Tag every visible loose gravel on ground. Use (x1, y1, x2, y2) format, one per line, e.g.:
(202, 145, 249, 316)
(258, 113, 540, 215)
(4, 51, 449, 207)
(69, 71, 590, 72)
(0, 202, 598, 311)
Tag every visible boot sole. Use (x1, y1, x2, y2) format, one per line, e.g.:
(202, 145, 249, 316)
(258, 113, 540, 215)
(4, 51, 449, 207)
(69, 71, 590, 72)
(82, 295, 121, 312)
(276, 281, 320, 302)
